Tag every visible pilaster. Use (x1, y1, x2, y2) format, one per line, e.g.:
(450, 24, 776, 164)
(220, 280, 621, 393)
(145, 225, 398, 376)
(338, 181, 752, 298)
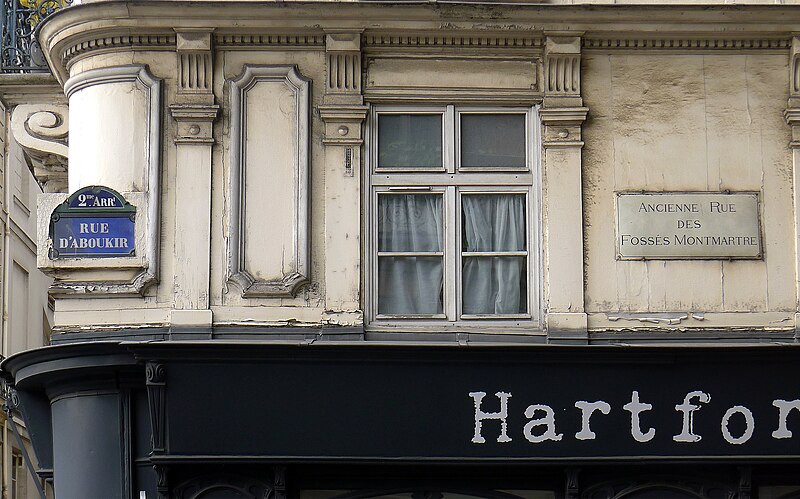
(786, 37, 800, 339)
(541, 33, 588, 342)
(320, 31, 367, 325)
(170, 29, 218, 329)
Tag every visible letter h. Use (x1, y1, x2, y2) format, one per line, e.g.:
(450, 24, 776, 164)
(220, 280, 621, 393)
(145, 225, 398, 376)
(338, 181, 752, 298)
(469, 391, 512, 444)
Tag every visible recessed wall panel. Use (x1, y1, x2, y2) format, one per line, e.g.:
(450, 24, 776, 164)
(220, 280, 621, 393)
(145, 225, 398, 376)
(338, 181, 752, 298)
(228, 65, 310, 297)
(243, 81, 299, 281)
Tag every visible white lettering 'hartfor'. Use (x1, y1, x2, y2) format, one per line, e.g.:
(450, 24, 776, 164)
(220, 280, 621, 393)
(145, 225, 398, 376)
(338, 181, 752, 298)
(722, 406, 755, 445)
(469, 391, 512, 444)
(523, 405, 563, 443)
(574, 401, 611, 440)
(673, 391, 711, 443)
(623, 391, 656, 442)
(467, 390, 800, 447)
(772, 400, 800, 439)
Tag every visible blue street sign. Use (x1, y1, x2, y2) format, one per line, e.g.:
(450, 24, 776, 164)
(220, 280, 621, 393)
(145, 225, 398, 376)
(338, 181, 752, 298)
(50, 186, 136, 259)
(52, 216, 135, 257)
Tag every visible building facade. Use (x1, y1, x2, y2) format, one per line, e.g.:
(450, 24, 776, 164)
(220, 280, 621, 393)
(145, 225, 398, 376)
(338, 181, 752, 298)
(3, 0, 800, 497)
(0, 76, 58, 497)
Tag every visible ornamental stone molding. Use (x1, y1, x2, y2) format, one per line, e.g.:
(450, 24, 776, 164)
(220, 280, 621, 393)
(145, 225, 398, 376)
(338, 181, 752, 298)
(61, 34, 176, 79)
(171, 29, 218, 323)
(540, 107, 590, 149)
(215, 33, 324, 48)
(583, 36, 790, 51)
(319, 105, 369, 146)
(544, 33, 583, 109)
(41, 65, 162, 297)
(227, 65, 310, 298)
(790, 36, 800, 110)
(786, 37, 800, 147)
(321, 31, 367, 145)
(325, 31, 363, 105)
(175, 30, 214, 102)
(10, 104, 69, 193)
(172, 30, 218, 143)
(362, 32, 543, 52)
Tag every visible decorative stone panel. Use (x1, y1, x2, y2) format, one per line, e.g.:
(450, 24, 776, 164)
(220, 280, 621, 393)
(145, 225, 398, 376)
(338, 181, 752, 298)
(227, 65, 310, 298)
(37, 65, 162, 297)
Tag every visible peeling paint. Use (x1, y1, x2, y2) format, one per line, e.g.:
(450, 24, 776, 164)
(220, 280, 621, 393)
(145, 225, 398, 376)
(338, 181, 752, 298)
(321, 309, 364, 327)
(606, 312, 704, 325)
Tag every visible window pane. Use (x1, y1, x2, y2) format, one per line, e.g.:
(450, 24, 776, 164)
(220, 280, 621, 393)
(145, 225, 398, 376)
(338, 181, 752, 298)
(379, 256, 443, 315)
(379, 194, 443, 252)
(462, 194, 526, 252)
(378, 114, 443, 169)
(462, 257, 527, 315)
(460, 114, 526, 168)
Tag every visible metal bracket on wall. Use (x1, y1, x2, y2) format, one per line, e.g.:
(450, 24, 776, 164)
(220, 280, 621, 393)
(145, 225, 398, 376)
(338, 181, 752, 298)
(565, 468, 580, 499)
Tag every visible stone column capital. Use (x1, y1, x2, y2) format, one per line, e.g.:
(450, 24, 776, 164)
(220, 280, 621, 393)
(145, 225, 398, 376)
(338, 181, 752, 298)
(784, 108, 800, 148)
(318, 104, 368, 145)
(169, 104, 219, 144)
(540, 107, 589, 148)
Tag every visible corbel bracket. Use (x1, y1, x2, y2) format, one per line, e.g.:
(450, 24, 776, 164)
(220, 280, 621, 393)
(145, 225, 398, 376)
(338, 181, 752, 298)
(10, 104, 68, 193)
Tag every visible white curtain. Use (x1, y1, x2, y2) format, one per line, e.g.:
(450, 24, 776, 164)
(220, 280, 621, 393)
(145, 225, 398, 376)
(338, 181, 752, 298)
(462, 194, 526, 315)
(378, 194, 443, 315)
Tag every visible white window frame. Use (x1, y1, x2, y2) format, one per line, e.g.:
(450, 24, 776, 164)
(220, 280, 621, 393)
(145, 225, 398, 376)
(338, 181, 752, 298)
(365, 104, 542, 332)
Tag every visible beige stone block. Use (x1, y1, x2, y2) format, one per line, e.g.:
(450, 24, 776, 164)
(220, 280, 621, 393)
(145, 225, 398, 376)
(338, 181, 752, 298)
(542, 146, 584, 312)
(546, 312, 588, 334)
(324, 145, 361, 311)
(171, 309, 213, 328)
(611, 55, 708, 192)
(366, 58, 537, 92)
(588, 311, 793, 331)
(54, 308, 170, 328)
(721, 260, 767, 312)
(583, 51, 794, 319)
(211, 305, 325, 326)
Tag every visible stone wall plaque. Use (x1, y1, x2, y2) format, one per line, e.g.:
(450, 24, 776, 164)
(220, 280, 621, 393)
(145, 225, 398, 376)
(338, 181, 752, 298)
(49, 186, 136, 258)
(616, 192, 761, 260)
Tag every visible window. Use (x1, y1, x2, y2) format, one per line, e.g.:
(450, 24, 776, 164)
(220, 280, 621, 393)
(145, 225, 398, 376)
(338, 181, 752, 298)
(11, 449, 24, 499)
(368, 105, 540, 330)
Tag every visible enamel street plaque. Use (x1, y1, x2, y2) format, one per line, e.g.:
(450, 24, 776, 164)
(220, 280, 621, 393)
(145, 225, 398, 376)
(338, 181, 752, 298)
(616, 192, 761, 259)
(50, 185, 136, 258)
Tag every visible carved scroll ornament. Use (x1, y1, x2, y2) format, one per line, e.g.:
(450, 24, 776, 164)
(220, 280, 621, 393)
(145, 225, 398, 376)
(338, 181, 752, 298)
(10, 104, 68, 193)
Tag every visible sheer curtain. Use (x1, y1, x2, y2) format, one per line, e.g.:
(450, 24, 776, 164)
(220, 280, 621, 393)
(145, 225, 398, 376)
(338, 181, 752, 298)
(462, 194, 527, 315)
(378, 194, 444, 315)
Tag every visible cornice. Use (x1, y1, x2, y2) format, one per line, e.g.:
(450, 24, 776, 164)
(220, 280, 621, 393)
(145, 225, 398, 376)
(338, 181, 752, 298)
(583, 36, 791, 51)
(363, 32, 543, 50)
(215, 34, 325, 49)
(37, 1, 800, 85)
(62, 33, 176, 72)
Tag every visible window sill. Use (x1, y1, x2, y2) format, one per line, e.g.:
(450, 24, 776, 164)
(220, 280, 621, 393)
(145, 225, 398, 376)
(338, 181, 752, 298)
(366, 322, 543, 336)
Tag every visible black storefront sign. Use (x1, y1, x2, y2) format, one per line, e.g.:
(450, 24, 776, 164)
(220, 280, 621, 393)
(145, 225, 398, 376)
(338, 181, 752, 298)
(152, 345, 800, 462)
(49, 185, 136, 258)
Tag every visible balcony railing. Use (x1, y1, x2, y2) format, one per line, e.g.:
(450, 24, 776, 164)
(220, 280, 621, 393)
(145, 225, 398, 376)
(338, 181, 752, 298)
(1, 0, 71, 73)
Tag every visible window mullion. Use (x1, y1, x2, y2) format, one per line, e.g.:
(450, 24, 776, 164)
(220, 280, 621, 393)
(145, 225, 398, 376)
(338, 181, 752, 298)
(446, 185, 457, 322)
(445, 105, 455, 174)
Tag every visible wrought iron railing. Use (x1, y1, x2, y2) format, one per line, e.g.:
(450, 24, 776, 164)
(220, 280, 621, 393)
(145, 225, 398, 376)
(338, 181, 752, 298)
(1, 0, 71, 73)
